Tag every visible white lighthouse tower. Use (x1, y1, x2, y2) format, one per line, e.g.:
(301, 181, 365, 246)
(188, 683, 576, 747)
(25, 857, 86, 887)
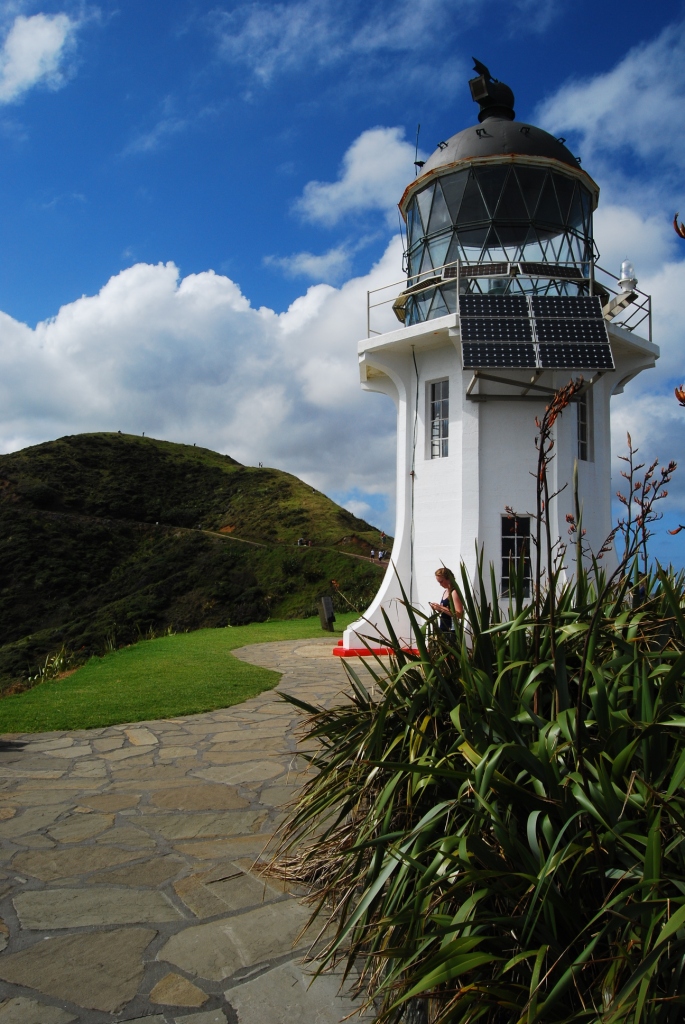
(338, 61, 659, 655)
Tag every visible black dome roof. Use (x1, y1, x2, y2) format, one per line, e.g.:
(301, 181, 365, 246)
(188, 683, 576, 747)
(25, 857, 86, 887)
(420, 118, 580, 175)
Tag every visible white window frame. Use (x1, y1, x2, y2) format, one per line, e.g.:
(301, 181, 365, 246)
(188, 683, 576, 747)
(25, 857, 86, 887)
(501, 515, 532, 597)
(427, 378, 449, 459)
(577, 389, 593, 462)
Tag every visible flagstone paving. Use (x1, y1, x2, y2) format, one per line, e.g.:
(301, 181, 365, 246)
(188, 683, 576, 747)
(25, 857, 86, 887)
(0, 639, 374, 1024)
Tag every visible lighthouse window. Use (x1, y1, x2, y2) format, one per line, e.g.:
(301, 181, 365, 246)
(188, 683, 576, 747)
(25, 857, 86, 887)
(430, 380, 449, 458)
(501, 516, 531, 597)
(577, 390, 592, 461)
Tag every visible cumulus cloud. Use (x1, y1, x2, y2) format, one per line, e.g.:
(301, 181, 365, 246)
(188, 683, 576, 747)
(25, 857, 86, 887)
(0, 241, 404, 511)
(0, 12, 78, 104)
(295, 126, 418, 227)
(535, 20, 685, 522)
(264, 244, 352, 283)
(537, 19, 685, 175)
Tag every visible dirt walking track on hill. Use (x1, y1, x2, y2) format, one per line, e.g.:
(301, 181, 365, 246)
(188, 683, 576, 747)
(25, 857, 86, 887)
(0, 639, 372, 1024)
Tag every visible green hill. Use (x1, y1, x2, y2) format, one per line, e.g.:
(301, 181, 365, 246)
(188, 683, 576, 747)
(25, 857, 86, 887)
(0, 433, 390, 693)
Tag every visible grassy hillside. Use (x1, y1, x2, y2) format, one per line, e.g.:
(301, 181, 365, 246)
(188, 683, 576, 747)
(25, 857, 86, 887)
(0, 433, 389, 692)
(0, 615, 359, 733)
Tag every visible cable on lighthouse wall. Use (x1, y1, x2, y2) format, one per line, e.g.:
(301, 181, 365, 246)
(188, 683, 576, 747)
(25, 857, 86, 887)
(409, 346, 420, 631)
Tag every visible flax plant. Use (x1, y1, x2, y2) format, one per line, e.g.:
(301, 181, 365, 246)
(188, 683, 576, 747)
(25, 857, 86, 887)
(274, 389, 685, 1024)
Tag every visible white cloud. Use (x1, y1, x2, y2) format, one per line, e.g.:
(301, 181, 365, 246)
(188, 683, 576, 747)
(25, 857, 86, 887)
(537, 19, 685, 174)
(594, 203, 679, 281)
(535, 21, 685, 520)
(295, 126, 418, 227)
(213, 0, 338, 85)
(0, 13, 78, 104)
(344, 498, 375, 520)
(264, 244, 352, 283)
(211, 0, 558, 85)
(124, 117, 188, 155)
(0, 241, 404, 510)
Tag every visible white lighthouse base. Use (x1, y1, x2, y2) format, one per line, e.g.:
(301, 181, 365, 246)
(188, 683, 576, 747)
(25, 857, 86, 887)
(334, 311, 658, 657)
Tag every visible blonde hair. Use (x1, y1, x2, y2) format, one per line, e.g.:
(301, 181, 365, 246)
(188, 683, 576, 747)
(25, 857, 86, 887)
(435, 566, 456, 585)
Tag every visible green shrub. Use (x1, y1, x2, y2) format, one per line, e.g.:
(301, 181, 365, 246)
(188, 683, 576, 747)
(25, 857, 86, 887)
(276, 386, 685, 1023)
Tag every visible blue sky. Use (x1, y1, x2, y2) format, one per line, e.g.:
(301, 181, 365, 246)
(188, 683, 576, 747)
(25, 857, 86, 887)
(0, 0, 683, 564)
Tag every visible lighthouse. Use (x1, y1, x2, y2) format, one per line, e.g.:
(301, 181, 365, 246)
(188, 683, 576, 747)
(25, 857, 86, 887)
(338, 61, 659, 655)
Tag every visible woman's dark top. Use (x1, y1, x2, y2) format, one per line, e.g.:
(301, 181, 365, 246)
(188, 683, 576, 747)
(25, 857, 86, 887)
(439, 595, 453, 632)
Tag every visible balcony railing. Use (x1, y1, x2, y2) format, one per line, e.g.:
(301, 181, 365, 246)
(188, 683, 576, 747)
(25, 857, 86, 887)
(366, 259, 652, 342)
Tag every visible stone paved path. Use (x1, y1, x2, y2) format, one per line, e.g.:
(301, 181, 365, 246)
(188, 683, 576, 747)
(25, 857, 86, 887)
(0, 639, 372, 1024)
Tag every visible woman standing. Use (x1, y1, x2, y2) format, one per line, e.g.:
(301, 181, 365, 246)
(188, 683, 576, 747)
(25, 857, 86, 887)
(429, 567, 464, 634)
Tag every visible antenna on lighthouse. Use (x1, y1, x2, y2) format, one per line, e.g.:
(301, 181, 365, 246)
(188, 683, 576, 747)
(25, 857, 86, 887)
(414, 124, 424, 175)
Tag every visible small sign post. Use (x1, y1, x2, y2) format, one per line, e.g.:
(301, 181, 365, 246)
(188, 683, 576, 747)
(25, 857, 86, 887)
(318, 596, 336, 631)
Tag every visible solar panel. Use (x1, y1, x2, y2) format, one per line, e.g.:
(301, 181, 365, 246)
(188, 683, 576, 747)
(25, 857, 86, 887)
(518, 263, 586, 281)
(456, 292, 615, 370)
(461, 318, 533, 341)
(531, 295, 603, 319)
(444, 264, 510, 280)
(538, 344, 614, 369)
(459, 294, 528, 317)
(462, 343, 537, 369)
(535, 319, 608, 343)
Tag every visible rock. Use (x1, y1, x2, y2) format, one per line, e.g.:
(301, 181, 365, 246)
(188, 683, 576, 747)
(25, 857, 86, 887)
(23, 737, 74, 752)
(0, 996, 76, 1023)
(259, 785, 299, 807)
(12, 845, 138, 880)
(13, 887, 183, 929)
(125, 728, 159, 746)
(158, 900, 313, 981)
(87, 854, 184, 887)
(70, 761, 107, 778)
(0, 927, 156, 1012)
(173, 834, 273, 861)
(120, 1018, 165, 1024)
(92, 736, 125, 751)
(82, 793, 140, 811)
(94, 825, 157, 848)
(16, 834, 55, 849)
(48, 812, 114, 843)
(4, 788, 76, 806)
(150, 973, 208, 1007)
(174, 868, 281, 919)
(0, 805, 69, 839)
(227, 960, 371, 1024)
(158, 746, 197, 759)
(173, 1011, 227, 1024)
(0, 916, 8, 952)
(151, 785, 248, 811)
(102, 747, 155, 762)
(192, 763, 283, 785)
(144, 810, 264, 841)
(43, 745, 92, 759)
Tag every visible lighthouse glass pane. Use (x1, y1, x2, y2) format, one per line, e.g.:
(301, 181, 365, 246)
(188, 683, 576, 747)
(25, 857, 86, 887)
(407, 200, 421, 248)
(416, 185, 434, 231)
(430, 380, 449, 459)
(441, 171, 469, 219)
(476, 166, 508, 217)
(428, 234, 450, 270)
(428, 183, 451, 235)
(501, 516, 531, 597)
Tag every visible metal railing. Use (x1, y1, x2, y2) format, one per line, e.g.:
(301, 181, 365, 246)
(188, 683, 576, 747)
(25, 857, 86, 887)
(366, 259, 652, 342)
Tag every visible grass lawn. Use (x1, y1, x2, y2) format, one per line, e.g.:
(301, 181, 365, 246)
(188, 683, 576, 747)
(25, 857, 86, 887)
(0, 614, 358, 734)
